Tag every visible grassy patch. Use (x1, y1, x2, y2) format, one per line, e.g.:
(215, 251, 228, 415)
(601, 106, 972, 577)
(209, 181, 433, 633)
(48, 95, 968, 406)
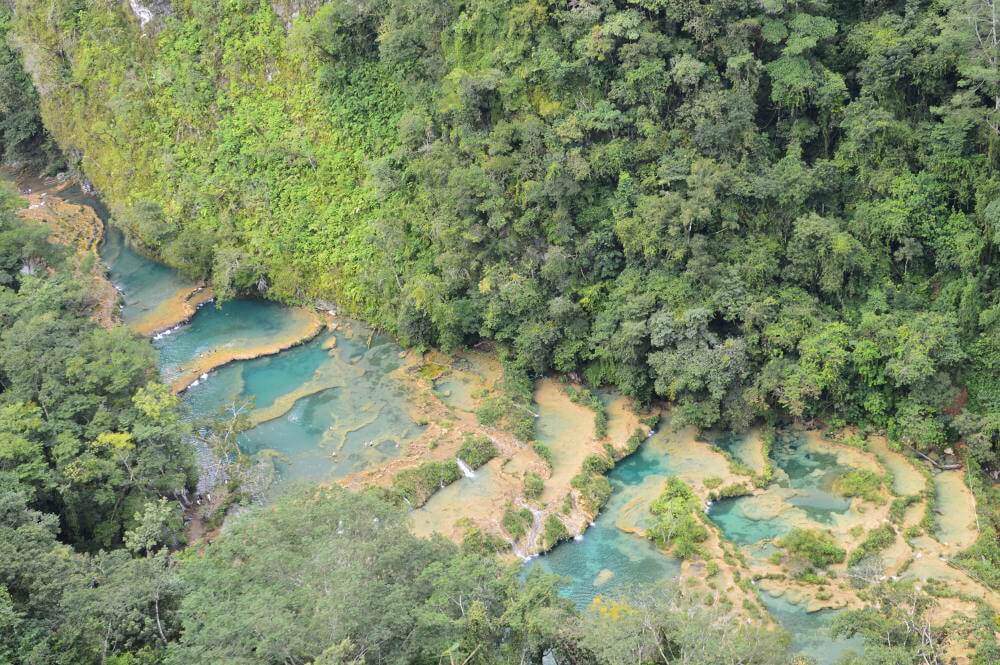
(543, 514, 570, 548)
(848, 524, 896, 566)
(502, 507, 533, 540)
(523, 472, 544, 500)
(646, 478, 709, 560)
(777, 528, 846, 570)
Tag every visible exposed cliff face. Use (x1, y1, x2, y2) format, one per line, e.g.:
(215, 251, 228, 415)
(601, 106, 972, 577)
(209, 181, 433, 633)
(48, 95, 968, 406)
(127, 0, 317, 31)
(127, 0, 172, 32)
(269, 0, 325, 27)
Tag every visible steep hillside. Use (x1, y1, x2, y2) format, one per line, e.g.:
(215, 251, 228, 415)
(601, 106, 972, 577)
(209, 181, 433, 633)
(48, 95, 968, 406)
(7, 0, 1000, 454)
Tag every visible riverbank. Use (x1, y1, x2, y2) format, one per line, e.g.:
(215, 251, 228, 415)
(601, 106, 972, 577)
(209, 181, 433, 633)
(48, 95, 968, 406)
(36, 170, 995, 663)
(10, 172, 119, 327)
(132, 284, 215, 337)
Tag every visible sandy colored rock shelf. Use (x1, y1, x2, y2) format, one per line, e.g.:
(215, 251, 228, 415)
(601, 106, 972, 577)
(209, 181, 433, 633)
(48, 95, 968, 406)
(131, 284, 215, 337)
(170, 308, 325, 393)
(15, 178, 119, 328)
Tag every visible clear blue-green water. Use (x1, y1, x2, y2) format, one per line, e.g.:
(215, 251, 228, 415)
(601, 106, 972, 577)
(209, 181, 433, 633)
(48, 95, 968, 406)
(711, 431, 760, 471)
(237, 336, 423, 488)
(100, 224, 198, 327)
(708, 432, 851, 548)
(709, 497, 788, 545)
(772, 434, 851, 523)
(525, 431, 680, 607)
(99, 213, 421, 489)
(174, 328, 423, 489)
(760, 593, 863, 664)
(153, 299, 303, 385)
(94, 195, 858, 663)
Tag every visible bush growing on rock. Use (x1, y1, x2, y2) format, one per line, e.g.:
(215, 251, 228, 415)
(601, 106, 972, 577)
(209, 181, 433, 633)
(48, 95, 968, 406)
(543, 514, 569, 548)
(778, 528, 846, 571)
(523, 472, 544, 500)
(848, 524, 896, 566)
(532, 441, 554, 468)
(647, 478, 709, 559)
(571, 472, 612, 514)
(836, 469, 887, 504)
(457, 433, 497, 469)
(392, 460, 461, 507)
(502, 507, 533, 540)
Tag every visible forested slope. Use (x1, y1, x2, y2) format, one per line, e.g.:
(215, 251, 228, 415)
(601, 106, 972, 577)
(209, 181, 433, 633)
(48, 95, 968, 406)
(7, 0, 1000, 457)
(5, 2, 1000, 663)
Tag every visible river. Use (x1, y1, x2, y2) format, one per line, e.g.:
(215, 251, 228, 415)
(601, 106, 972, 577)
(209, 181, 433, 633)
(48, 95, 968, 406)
(22, 177, 873, 663)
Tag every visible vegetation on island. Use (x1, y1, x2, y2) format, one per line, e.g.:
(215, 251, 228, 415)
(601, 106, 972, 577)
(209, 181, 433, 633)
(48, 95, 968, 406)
(834, 468, 888, 504)
(776, 527, 846, 574)
(457, 432, 498, 469)
(647, 477, 709, 559)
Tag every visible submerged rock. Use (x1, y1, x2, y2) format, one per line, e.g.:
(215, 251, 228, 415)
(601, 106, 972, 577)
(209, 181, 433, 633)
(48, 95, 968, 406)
(592, 568, 615, 587)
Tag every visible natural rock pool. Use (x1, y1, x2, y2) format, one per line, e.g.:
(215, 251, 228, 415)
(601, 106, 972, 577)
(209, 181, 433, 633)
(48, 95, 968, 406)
(98, 221, 866, 662)
(76, 189, 885, 664)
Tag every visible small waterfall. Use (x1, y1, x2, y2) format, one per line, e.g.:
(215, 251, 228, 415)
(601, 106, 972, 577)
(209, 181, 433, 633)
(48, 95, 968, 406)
(456, 457, 476, 478)
(510, 541, 531, 562)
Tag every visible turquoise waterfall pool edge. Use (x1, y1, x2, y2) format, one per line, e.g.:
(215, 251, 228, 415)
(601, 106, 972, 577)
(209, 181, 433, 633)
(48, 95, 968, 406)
(531, 430, 863, 664)
(92, 186, 859, 664)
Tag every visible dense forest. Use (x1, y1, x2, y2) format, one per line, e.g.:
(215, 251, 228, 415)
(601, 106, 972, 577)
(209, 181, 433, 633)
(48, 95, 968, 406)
(3, 0, 1000, 663)
(7, 0, 1000, 452)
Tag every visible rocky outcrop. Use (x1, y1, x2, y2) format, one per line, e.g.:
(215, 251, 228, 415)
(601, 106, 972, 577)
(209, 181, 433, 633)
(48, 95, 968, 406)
(127, 0, 173, 33)
(270, 0, 326, 28)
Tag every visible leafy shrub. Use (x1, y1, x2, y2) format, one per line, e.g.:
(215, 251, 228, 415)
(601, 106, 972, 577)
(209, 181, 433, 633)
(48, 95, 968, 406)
(571, 472, 612, 513)
(502, 507, 533, 540)
(835, 469, 887, 504)
(703, 476, 723, 490)
(475, 388, 536, 441)
(392, 460, 461, 507)
(710, 482, 751, 500)
(543, 514, 570, 548)
(457, 433, 497, 469)
(621, 428, 646, 456)
(475, 397, 504, 427)
(647, 478, 708, 559)
(523, 472, 544, 500)
(777, 528, 846, 569)
(848, 524, 896, 566)
(582, 453, 613, 475)
(462, 527, 508, 555)
(889, 494, 921, 524)
(750, 429, 776, 489)
(532, 441, 554, 468)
